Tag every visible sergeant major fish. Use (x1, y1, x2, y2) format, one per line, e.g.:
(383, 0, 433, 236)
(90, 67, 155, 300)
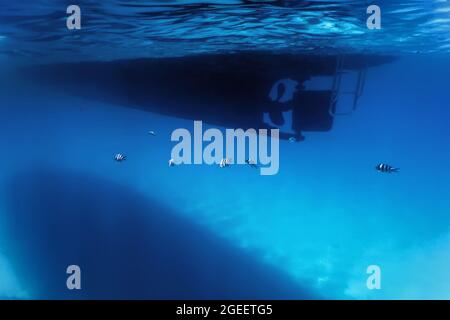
(375, 163, 399, 173)
(245, 159, 259, 169)
(219, 158, 232, 168)
(114, 153, 126, 162)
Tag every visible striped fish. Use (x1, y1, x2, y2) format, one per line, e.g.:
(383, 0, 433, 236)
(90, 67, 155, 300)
(245, 159, 258, 169)
(375, 163, 399, 173)
(219, 158, 232, 168)
(114, 153, 126, 162)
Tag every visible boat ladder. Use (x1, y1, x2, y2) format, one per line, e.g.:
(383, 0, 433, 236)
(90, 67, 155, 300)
(329, 55, 367, 116)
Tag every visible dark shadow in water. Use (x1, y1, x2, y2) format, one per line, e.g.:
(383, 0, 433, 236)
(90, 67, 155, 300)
(5, 168, 319, 299)
(26, 52, 395, 141)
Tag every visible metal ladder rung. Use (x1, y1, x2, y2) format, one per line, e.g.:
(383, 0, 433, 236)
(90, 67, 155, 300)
(329, 55, 367, 117)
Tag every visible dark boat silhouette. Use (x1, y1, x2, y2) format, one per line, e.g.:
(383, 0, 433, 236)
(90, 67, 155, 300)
(28, 52, 394, 140)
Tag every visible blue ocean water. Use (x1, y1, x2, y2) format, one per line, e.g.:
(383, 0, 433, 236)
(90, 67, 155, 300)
(1, 0, 450, 299)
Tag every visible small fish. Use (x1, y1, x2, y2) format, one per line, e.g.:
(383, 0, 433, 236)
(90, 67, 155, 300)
(114, 153, 126, 162)
(219, 158, 232, 168)
(245, 159, 258, 169)
(288, 136, 297, 143)
(375, 163, 399, 173)
(148, 130, 156, 136)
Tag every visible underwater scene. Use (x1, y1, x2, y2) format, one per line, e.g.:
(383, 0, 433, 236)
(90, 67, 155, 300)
(0, 0, 450, 300)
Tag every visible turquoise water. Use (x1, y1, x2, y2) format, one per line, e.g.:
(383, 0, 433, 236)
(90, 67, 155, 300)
(0, 1, 450, 299)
